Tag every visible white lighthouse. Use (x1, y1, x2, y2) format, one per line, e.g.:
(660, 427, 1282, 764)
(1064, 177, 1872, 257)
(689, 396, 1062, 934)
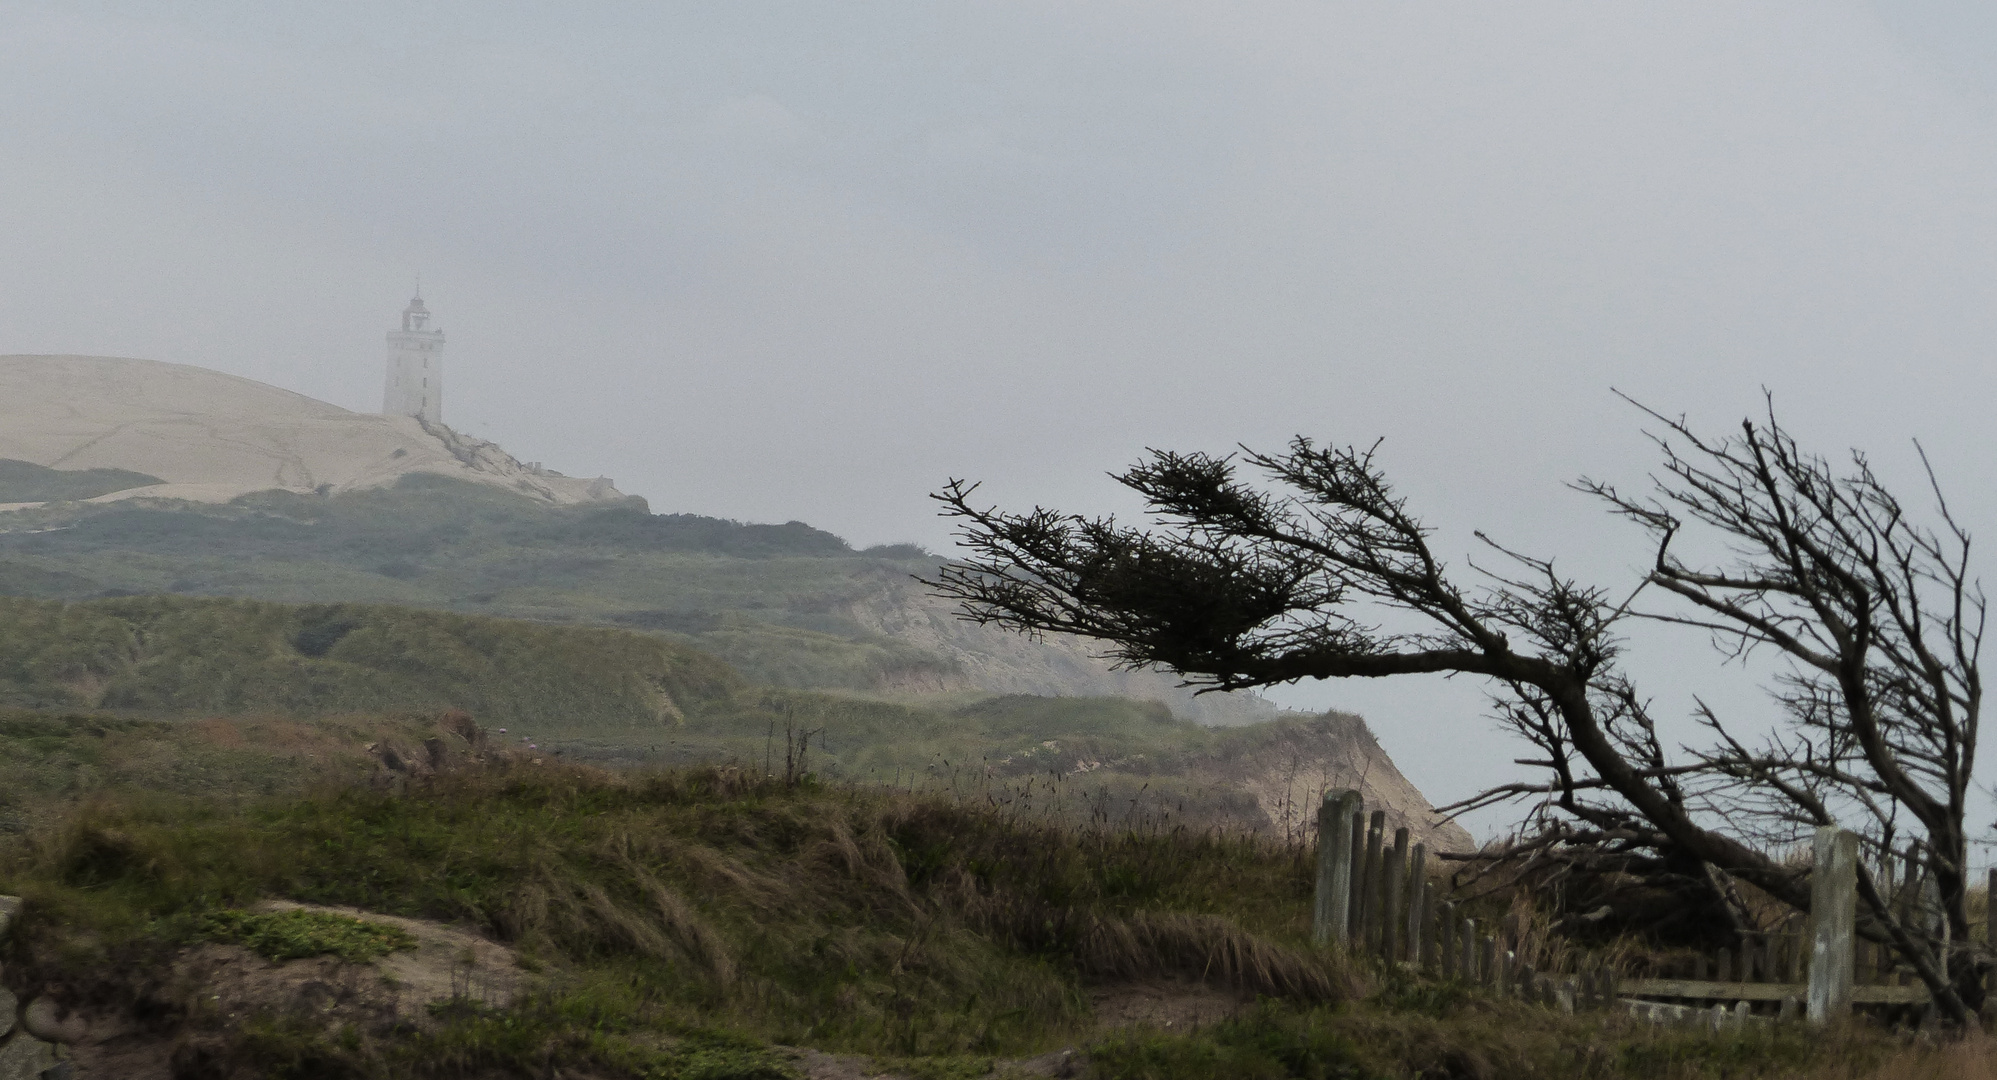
(383, 290, 444, 425)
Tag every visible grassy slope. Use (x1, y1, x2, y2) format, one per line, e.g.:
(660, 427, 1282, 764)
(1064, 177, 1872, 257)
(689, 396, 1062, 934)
(0, 592, 1300, 820)
(0, 757, 1913, 1080)
(0, 474, 943, 690)
(0, 458, 164, 502)
(0, 594, 742, 731)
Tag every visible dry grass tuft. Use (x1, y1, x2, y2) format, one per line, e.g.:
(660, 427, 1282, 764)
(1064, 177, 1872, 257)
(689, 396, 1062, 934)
(1828, 1036, 1997, 1080)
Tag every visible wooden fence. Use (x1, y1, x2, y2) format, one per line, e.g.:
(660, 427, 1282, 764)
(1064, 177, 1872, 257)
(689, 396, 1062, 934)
(1312, 791, 1937, 1027)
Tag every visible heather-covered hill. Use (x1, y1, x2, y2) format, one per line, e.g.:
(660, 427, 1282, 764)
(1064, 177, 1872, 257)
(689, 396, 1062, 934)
(0, 593, 1471, 851)
(0, 474, 1273, 722)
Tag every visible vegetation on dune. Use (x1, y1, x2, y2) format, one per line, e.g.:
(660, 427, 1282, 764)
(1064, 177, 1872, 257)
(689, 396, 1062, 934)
(0, 473, 939, 689)
(0, 458, 163, 503)
(0, 759, 1949, 1079)
(200, 908, 418, 963)
(0, 594, 743, 728)
(0, 591, 1331, 836)
(1, 762, 1341, 1073)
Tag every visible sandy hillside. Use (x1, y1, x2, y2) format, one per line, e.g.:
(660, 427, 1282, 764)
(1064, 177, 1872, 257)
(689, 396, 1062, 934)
(0, 354, 623, 506)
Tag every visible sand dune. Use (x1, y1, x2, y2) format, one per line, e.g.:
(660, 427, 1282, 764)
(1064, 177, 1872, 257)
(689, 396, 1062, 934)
(0, 355, 622, 506)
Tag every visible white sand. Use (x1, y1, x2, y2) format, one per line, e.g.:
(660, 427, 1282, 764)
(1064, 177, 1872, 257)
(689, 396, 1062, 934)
(0, 355, 622, 506)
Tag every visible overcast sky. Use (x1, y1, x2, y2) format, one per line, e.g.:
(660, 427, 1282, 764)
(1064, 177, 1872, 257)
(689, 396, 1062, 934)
(6, 1, 1997, 839)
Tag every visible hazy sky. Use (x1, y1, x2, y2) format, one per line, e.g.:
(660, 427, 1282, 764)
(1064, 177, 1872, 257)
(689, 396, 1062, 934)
(6, 2, 1997, 838)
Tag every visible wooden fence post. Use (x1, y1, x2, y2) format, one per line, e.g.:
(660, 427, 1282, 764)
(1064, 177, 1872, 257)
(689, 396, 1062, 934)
(1313, 789, 1362, 948)
(1406, 843, 1427, 964)
(1417, 880, 1435, 970)
(1808, 825, 1859, 1025)
(1383, 827, 1408, 961)
(1348, 811, 1366, 936)
(1986, 868, 1996, 999)
(1361, 811, 1386, 954)
(1461, 917, 1477, 982)
(1439, 901, 1457, 978)
(1919, 865, 1946, 968)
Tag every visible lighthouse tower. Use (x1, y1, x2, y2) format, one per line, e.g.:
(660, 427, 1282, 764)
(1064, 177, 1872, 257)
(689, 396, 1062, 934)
(384, 290, 444, 425)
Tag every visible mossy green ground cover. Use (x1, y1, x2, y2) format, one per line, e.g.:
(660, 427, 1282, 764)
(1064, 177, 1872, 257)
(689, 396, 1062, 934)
(0, 763, 1912, 1079)
(200, 908, 418, 962)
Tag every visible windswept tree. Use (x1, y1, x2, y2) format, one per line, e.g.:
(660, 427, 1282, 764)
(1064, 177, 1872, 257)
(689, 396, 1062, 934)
(926, 401, 1986, 1024)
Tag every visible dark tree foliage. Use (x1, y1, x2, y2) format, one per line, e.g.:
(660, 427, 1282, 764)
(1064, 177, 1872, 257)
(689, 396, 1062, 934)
(927, 399, 1986, 1023)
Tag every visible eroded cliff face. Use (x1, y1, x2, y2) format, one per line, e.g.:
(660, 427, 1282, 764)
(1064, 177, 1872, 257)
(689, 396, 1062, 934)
(843, 577, 1280, 726)
(845, 579, 1473, 852)
(1196, 712, 1475, 854)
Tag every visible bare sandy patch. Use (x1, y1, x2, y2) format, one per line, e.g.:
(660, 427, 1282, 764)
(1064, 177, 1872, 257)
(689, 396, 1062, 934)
(65, 901, 527, 1078)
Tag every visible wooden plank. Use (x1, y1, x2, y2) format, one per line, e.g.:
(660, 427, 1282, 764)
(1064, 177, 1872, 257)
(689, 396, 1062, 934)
(1312, 790, 1362, 948)
(1624, 978, 1928, 1006)
(1808, 826, 1860, 1024)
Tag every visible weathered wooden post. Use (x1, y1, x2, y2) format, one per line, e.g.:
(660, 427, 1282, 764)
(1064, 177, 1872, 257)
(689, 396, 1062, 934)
(1986, 868, 1996, 998)
(1439, 901, 1457, 978)
(1361, 811, 1386, 954)
(1918, 863, 1946, 972)
(1417, 880, 1435, 969)
(1382, 827, 1408, 961)
(1808, 825, 1859, 1026)
(1406, 842, 1427, 964)
(1312, 789, 1362, 948)
(1876, 854, 1898, 984)
(1348, 810, 1366, 928)
(1461, 917, 1477, 982)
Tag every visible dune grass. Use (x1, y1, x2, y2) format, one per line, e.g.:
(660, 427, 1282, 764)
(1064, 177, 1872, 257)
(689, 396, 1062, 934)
(0, 756, 1965, 1079)
(0, 760, 1341, 1074)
